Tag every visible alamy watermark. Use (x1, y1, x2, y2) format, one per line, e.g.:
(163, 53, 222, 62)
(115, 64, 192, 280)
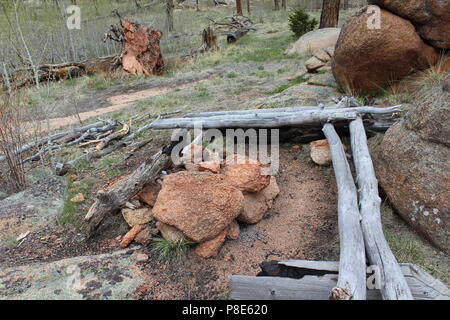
(169, 125, 280, 175)
(66, 5, 81, 30)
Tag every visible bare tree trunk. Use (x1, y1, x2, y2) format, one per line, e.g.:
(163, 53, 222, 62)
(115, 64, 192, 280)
(343, 0, 350, 10)
(319, 0, 340, 28)
(166, 0, 174, 32)
(196, 0, 199, 11)
(274, 0, 280, 11)
(247, 0, 251, 15)
(236, 0, 243, 15)
(281, 0, 286, 10)
(12, 0, 40, 87)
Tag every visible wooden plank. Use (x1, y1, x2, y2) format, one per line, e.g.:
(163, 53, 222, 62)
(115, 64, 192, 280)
(323, 123, 366, 300)
(349, 117, 412, 300)
(230, 263, 450, 300)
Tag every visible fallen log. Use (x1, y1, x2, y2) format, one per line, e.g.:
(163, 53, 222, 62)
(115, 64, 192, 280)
(82, 150, 171, 238)
(183, 104, 401, 118)
(1, 56, 118, 90)
(229, 261, 450, 300)
(149, 106, 400, 129)
(349, 117, 413, 300)
(0, 120, 113, 163)
(322, 123, 366, 300)
(226, 26, 252, 43)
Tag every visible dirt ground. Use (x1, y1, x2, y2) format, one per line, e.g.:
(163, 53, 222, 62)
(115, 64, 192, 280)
(1, 18, 448, 299)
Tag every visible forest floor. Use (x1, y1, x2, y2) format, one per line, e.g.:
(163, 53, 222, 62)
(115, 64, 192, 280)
(0, 13, 448, 300)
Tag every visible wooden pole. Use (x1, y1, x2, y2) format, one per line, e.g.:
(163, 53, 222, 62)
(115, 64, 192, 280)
(323, 123, 366, 300)
(349, 117, 413, 300)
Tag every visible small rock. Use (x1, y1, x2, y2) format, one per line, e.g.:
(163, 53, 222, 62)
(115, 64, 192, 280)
(223, 155, 270, 193)
(136, 182, 161, 207)
(198, 161, 221, 173)
(238, 177, 279, 224)
(70, 193, 85, 203)
(195, 229, 227, 259)
(305, 56, 325, 73)
(134, 226, 158, 246)
(227, 220, 240, 240)
(121, 208, 152, 227)
(120, 225, 143, 248)
(156, 221, 186, 242)
(135, 253, 149, 262)
(313, 49, 331, 63)
(310, 139, 331, 166)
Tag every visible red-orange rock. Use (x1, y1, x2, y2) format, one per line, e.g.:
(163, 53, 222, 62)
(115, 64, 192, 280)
(195, 229, 227, 259)
(152, 171, 244, 243)
(222, 155, 270, 193)
(332, 8, 439, 94)
(238, 176, 280, 224)
(136, 182, 161, 207)
(198, 161, 221, 173)
(119, 225, 142, 248)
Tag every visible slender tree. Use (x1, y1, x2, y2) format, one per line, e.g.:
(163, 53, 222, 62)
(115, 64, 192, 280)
(236, 0, 243, 15)
(319, 0, 340, 28)
(166, 0, 174, 32)
(246, 0, 251, 15)
(274, 0, 280, 11)
(281, 0, 286, 11)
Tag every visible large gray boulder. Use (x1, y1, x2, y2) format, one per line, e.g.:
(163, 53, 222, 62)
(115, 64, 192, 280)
(372, 72, 450, 252)
(285, 28, 341, 56)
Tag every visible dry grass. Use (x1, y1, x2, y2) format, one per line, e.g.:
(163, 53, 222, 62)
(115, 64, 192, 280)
(0, 93, 27, 193)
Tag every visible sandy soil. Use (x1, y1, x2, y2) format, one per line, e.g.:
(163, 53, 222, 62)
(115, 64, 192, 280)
(130, 144, 340, 300)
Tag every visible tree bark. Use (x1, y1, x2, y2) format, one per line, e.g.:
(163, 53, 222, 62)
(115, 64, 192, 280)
(319, 0, 340, 28)
(274, 0, 280, 11)
(281, 0, 286, 10)
(82, 150, 171, 237)
(236, 0, 243, 15)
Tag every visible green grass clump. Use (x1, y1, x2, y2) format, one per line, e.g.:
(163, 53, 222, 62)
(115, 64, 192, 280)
(266, 75, 309, 94)
(151, 236, 194, 261)
(58, 177, 98, 228)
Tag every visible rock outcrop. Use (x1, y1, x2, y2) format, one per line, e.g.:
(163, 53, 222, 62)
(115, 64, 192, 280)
(152, 171, 244, 243)
(369, 0, 450, 49)
(332, 7, 439, 94)
(372, 72, 450, 252)
(285, 28, 341, 56)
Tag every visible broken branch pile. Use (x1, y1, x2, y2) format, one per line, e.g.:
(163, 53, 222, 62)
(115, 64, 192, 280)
(207, 15, 255, 43)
